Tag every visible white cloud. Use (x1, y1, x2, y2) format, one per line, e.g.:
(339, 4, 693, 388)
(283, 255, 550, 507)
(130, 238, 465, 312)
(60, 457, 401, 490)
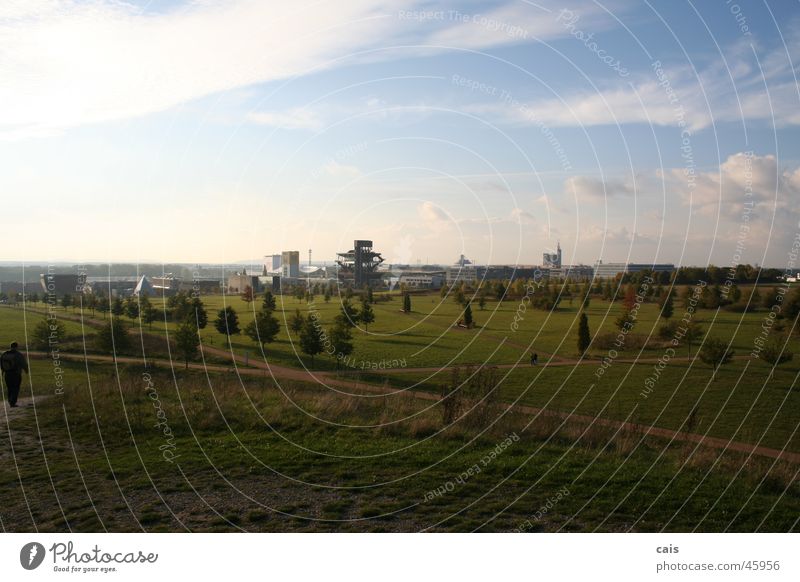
(564, 175, 633, 199)
(0, 0, 404, 138)
(247, 108, 323, 130)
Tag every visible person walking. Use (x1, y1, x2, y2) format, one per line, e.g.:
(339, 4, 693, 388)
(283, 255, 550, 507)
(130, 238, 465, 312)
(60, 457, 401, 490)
(1, 342, 28, 407)
(533, 353, 538, 365)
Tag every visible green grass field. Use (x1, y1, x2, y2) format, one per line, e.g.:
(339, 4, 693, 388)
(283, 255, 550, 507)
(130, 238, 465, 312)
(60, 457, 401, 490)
(1, 290, 798, 532)
(1, 363, 797, 532)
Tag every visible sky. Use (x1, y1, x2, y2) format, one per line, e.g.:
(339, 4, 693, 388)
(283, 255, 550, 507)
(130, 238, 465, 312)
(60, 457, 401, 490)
(1, 0, 800, 268)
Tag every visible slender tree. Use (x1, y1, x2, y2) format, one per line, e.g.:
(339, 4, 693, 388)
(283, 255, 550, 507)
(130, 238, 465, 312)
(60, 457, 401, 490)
(360, 300, 375, 331)
(290, 308, 304, 336)
(299, 315, 323, 367)
(463, 301, 474, 328)
(262, 291, 277, 312)
(660, 290, 674, 319)
(174, 321, 200, 369)
(577, 312, 591, 356)
(403, 292, 412, 313)
(329, 321, 354, 369)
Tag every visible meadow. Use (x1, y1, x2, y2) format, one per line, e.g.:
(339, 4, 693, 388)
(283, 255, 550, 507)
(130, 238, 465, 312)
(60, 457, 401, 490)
(1, 286, 798, 532)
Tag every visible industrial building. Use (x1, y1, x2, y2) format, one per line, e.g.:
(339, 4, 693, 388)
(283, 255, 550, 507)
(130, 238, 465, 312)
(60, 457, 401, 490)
(40, 273, 87, 297)
(399, 272, 444, 289)
(281, 251, 300, 278)
(227, 269, 261, 294)
(336, 240, 385, 288)
(593, 261, 675, 279)
(543, 242, 562, 269)
(445, 255, 478, 286)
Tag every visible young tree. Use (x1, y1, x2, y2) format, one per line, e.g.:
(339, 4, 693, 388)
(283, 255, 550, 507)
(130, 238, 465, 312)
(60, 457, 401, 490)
(95, 319, 131, 358)
(262, 291, 277, 312)
(328, 321, 354, 369)
(97, 296, 110, 319)
(31, 317, 67, 351)
(323, 288, 332, 303)
(494, 282, 507, 301)
(142, 304, 159, 329)
(290, 308, 304, 336)
(684, 321, 704, 357)
(111, 297, 124, 317)
(699, 337, 735, 378)
(478, 293, 486, 311)
(214, 306, 240, 344)
(241, 285, 255, 303)
(759, 337, 793, 367)
(190, 297, 208, 329)
(61, 293, 72, 311)
(366, 286, 374, 304)
(245, 309, 280, 351)
(403, 292, 412, 313)
(336, 299, 360, 328)
(463, 301, 474, 328)
(577, 312, 591, 356)
(622, 285, 637, 311)
(174, 322, 200, 369)
(124, 297, 140, 320)
(299, 315, 323, 367)
(660, 290, 674, 319)
(359, 299, 375, 331)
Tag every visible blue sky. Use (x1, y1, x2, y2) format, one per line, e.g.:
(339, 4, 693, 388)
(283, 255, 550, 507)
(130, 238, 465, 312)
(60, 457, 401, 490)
(2, 0, 799, 268)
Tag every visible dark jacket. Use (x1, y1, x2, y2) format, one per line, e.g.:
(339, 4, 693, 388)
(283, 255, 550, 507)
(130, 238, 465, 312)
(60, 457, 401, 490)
(1, 349, 28, 375)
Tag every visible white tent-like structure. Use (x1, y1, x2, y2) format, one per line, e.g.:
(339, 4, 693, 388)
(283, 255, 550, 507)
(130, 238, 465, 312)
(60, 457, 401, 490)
(133, 275, 154, 297)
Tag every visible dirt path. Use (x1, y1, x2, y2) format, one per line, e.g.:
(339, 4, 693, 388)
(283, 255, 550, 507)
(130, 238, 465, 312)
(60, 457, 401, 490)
(26, 350, 800, 464)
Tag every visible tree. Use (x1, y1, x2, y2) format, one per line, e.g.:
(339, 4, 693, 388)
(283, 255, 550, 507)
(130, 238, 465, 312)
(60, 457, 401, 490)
(360, 299, 375, 331)
(577, 312, 591, 356)
(759, 337, 793, 367)
(462, 301, 474, 328)
(190, 297, 208, 329)
(494, 282, 506, 301)
(95, 319, 131, 358)
(214, 306, 240, 344)
(262, 291, 277, 312)
(478, 293, 486, 311)
(111, 297, 124, 317)
(366, 287, 374, 304)
(323, 288, 332, 303)
(290, 308, 304, 336)
(241, 285, 255, 303)
(174, 322, 200, 369)
(245, 309, 280, 351)
(660, 291, 674, 320)
(336, 299, 359, 328)
(97, 296, 110, 319)
(299, 315, 323, 367)
(622, 285, 637, 311)
(142, 305, 159, 329)
(699, 337, 734, 378)
(61, 293, 72, 311)
(124, 297, 139, 320)
(684, 322, 704, 357)
(403, 292, 412, 313)
(328, 321, 354, 369)
(31, 317, 67, 351)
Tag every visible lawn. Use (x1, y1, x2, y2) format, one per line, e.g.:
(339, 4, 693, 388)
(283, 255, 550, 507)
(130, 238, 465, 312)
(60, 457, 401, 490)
(1, 362, 797, 532)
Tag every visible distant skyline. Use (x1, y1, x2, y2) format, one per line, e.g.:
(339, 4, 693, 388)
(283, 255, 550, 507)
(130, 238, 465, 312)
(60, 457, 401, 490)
(2, 1, 800, 268)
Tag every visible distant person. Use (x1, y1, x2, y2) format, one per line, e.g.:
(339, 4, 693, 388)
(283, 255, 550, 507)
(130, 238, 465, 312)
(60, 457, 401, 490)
(533, 353, 538, 366)
(1, 342, 28, 407)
